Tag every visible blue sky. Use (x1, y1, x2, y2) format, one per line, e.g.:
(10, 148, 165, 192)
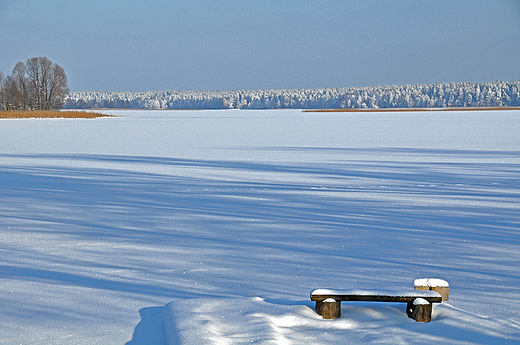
(1, 0, 519, 91)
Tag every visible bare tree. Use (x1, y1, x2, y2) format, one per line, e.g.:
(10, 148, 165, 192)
(48, 63, 69, 110)
(11, 61, 29, 110)
(26, 56, 52, 110)
(0, 71, 4, 110)
(0, 56, 69, 111)
(0, 75, 19, 111)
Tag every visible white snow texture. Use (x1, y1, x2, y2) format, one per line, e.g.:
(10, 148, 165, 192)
(1, 109, 519, 344)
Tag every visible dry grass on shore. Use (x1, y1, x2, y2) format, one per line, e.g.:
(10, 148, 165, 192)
(0, 110, 111, 119)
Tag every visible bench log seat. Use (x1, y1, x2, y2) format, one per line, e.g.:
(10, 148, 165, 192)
(310, 289, 443, 322)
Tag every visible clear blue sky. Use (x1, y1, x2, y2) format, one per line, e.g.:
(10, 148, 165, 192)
(1, 0, 519, 92)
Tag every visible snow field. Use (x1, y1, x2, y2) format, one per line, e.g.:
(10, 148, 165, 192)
(0, 109, 519, 344)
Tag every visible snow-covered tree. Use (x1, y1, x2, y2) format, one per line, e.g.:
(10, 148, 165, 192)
(64, 80, 520, 110)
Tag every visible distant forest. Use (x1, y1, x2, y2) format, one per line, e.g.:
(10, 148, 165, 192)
(65, 80, 520, 110)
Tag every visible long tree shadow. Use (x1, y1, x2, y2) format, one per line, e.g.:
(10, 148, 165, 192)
(1, 149, 519, 343)
(1, 149, 519, 277)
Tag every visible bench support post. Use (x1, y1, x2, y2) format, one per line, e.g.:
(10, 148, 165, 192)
(414, 278, 449, 301)
(316, 298, 341, 319)
(315, 301, 324, 315)
(406, 298, 432, 322)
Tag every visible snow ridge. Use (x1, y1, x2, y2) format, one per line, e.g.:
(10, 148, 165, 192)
(65, 80, 520, 110)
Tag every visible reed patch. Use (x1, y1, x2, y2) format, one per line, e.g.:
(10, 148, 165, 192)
(0, 110, 111, 119)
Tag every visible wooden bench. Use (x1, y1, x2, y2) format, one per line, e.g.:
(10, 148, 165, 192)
(310, 288, 444, 322)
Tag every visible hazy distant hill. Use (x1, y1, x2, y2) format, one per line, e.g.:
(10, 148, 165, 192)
(65, 80, 520, 110)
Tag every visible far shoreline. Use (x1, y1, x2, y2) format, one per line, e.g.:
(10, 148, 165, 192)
(2, 107, 519, 118)
(304, 106, 520, 113)
(68, 106, 520, 112)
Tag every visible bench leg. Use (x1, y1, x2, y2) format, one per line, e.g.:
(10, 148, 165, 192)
(316, 299, 341, 319)
(315, 301, 324, 315)
(407, 298, 432, 322)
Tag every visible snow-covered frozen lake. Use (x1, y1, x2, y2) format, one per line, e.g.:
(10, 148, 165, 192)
(1, 109, 519, 344)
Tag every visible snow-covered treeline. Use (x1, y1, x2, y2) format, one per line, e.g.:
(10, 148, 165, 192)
(65, 80, 520, 109)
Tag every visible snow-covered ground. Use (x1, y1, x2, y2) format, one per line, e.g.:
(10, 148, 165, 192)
(1, 109, 519, 344)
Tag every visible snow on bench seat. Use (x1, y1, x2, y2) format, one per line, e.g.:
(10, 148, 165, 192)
(310, 289, 443, 303)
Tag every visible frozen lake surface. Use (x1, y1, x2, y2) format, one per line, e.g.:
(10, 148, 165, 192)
(1, 109, 519, 344)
